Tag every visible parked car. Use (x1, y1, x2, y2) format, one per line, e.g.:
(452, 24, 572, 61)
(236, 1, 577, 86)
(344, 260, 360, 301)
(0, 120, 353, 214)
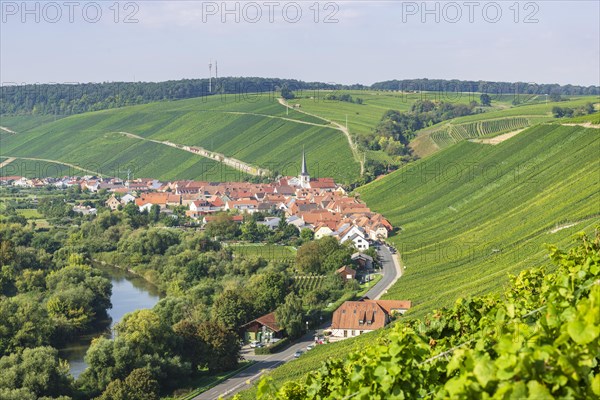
(293, 350, 304, 358)
(250, 341, 262, 348)
(306, 344, 315, 351)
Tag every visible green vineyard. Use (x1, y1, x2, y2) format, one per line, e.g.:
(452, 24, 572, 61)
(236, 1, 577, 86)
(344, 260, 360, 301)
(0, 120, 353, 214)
(293, 275, 326, 292)
(431, 117, 531, 148)
(359, 124, 600, 316)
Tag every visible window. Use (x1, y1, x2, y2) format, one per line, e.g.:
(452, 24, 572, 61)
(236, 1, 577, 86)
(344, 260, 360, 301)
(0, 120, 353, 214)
(351, 330, 355, 336)
(343, 330, 347, 337)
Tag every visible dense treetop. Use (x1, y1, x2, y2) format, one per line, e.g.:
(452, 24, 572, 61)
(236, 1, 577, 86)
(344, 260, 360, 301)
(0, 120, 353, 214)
(2, 77, 596, 116)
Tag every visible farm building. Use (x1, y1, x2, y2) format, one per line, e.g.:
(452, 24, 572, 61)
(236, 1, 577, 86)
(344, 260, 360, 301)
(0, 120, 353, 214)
(336, 265, 357, 282)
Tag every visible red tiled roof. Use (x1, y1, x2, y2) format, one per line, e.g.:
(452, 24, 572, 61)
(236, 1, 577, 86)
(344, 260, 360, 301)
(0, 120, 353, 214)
(254, 312, 282, 332)
(365, 300, 412, 314)
(331, 300, 411, 331)
(331, 301, 387, 330)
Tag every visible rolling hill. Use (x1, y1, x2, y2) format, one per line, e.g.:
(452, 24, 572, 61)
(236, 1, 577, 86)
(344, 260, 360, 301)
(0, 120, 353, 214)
(410, 97, 598, 157)
(2, 90, 595, 183)
(236, 121, 599, 399)
(0, 95, 361, 182)
(357, 123, 599, 316)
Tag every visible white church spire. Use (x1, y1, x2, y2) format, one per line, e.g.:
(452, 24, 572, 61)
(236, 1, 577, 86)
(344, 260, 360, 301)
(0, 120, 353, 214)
(299, 148, 310, 188)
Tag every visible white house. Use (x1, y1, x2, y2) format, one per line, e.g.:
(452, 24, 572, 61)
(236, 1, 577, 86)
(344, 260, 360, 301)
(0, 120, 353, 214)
(139, 203, 154, 212)
(121, 194, 136, 205)
(224, 200, 259, 214)
(314, 225, 334, 239)
(339, 225, 369, 250)
(347, 233, 369, 251)
(258, 217, 281, 230)
(190, 200, 214, 213)
(368, 224, 390, 240)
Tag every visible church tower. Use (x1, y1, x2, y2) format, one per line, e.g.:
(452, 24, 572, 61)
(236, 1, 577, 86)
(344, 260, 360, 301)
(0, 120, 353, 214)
(299, 149, 310, 188)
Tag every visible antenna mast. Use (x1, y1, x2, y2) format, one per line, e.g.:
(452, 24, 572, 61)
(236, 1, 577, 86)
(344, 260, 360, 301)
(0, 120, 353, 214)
(208, 61, 213, 93)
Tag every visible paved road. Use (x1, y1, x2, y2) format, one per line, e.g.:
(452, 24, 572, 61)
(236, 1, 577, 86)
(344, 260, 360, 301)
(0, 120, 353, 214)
(365, 244, 403, 300)
(195, 327, 325, 400)
(194, 245, 402, 400)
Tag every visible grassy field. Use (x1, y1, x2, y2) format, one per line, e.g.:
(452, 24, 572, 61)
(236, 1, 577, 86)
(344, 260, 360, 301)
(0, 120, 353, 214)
(358, 124, 599, 316)
(0, 95, 360, 183)
(16, 208, 43, 218)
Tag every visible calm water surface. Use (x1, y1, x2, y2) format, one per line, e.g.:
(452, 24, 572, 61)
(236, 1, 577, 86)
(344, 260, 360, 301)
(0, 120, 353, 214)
(59, 265, 162, 378)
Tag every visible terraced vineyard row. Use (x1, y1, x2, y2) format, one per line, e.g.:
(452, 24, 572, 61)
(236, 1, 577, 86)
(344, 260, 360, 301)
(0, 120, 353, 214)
(359, 124, 600, 316)
(293, 275, 326, 292)
(431, 117, 531, 148)
(0, 95, 361, 182)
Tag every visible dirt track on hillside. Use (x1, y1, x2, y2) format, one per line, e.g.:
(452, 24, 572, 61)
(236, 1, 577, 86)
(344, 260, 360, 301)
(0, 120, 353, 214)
(277, 98, 365, 175)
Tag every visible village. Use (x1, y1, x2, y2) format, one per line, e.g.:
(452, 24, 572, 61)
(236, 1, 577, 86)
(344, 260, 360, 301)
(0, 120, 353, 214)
(0, 152, 408, 346)
(1, 152, 393, 250)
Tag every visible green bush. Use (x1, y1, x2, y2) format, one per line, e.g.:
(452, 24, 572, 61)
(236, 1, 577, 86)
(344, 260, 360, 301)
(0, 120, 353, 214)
(255, 338, 290, 355)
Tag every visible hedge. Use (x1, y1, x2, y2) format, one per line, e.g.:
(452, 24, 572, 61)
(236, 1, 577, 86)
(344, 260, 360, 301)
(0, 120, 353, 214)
(254, 338, 290, 355)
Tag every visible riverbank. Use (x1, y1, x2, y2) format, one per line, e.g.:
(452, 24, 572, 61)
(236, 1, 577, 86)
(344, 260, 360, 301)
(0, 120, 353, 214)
(59, 263, 163, 377)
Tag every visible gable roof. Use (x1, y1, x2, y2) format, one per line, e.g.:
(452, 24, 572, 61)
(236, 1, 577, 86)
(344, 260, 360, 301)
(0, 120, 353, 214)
(331, 299, 412, 331)
(331, 301, 387, 330)
(242, 312, 282, 332)
(366, 300, 412, 314)
(336, 265, 356, 278)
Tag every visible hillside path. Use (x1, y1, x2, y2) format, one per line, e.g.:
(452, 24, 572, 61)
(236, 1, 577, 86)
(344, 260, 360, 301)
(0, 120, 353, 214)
(468, 128, 527, 145)
(221, 111, 332, 128)
(0, 157, 16, 169)
(558, 122, 599, 129)
(0, 126, 17, 134)
(0, 156, 101, 175)
(278, 98, 365, 175)
(118, 132, 269, 176)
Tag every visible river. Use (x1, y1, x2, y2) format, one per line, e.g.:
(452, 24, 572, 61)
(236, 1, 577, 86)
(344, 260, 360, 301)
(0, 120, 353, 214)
(59, 264, 163, 378)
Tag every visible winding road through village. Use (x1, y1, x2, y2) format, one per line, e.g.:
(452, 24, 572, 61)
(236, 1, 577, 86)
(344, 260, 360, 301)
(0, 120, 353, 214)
(193, 244, 403, 400)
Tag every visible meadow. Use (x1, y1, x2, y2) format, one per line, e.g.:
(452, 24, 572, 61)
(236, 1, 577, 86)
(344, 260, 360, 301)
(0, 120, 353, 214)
(0, 114, 65, 132)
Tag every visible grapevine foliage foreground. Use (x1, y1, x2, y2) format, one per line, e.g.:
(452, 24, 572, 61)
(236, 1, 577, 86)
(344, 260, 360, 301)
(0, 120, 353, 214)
(244, 231, 600, 399)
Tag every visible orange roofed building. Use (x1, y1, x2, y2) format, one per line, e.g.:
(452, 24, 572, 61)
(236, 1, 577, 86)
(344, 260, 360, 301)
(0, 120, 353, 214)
(329, 299, 411, 341)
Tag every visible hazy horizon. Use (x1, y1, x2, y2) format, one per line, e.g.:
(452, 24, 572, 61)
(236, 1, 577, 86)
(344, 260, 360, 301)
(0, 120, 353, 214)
(1, 1, 599, 87)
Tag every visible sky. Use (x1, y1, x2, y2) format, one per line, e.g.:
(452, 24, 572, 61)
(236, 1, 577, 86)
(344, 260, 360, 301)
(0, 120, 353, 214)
(1, 1, 599, 86)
